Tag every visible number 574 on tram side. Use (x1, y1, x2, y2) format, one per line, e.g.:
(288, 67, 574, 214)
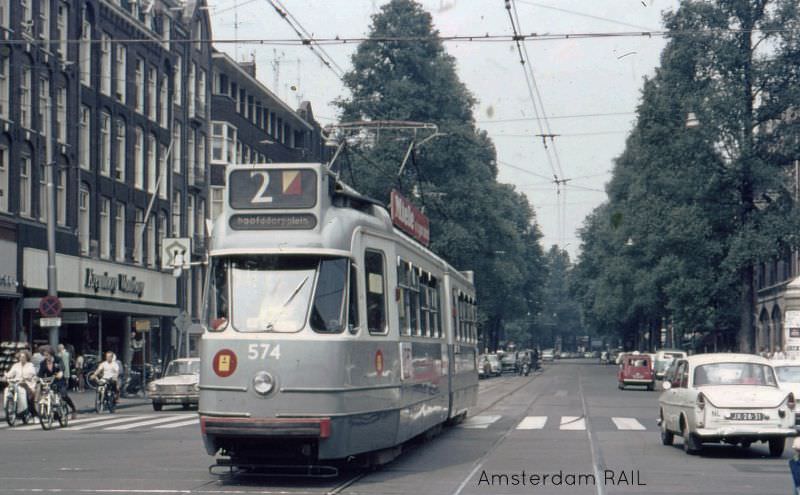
(198, 163, 479, 469)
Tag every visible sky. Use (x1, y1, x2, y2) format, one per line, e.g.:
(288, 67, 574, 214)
(207, 0, 680, 258)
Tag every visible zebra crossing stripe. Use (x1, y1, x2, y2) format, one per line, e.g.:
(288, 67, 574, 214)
(152, 418, 200, 429)
(70, 414, 153, 431)
(559, 416, 586, 430)
(459, 415, 502, 429)
(516, 416, 547, 430)
(612, 417, 646, 430)
(104, 415, 192, 431)
(11, 414, 116, 431)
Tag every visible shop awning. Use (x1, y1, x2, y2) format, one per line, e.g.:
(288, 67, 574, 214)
(23, 297, 180, 317)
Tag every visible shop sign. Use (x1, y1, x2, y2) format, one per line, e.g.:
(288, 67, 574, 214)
(390, 190, 430, 246)
(39, 317, 62, 327)
(84, 268, 145, 298)
(0, 274, 18, 291)
(135, 319, 152, 332)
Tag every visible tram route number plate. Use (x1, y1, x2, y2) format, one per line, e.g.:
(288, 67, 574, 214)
(229, 169, 317, 210)
(229, 213, 317, 231)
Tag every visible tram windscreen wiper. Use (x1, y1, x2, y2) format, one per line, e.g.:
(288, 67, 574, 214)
(265, 275, 309, 331)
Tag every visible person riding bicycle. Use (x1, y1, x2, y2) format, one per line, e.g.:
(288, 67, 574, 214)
(38, 349, 77, 419)
(3, 350, 38, 418)
(90, 351, 120, 401)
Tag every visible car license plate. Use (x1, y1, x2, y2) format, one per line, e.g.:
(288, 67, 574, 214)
(729, 412, 764, 421)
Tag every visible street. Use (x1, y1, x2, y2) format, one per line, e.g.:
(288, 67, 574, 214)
(0, 360, 793, 495)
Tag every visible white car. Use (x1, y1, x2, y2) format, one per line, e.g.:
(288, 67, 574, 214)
(772, 360, 800, 428)
(658, 353, 796, 456)
(147, 358, 200, 411)
(654, 349, 687, 380)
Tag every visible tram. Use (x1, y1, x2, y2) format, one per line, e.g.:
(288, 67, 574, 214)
(198, 163, 478, 469)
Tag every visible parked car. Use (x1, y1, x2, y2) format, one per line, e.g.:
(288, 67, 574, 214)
(654, 349, 687, 380)
(658, 354, 796, 456)
(541, 349, 555, 362)
(500, 352, 518, 374)
(618, 353, 655, 390)
(771, 360, 800, 428)
(485, 354, 502, 376)
(147, 358, 200, 411)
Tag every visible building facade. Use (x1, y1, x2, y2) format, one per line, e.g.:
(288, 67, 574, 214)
(208, 50, 327, 221)
(0, 0, 212, 368)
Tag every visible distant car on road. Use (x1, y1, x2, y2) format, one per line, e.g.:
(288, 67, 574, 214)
(485, 354, 502, 376)
(618, 353, 655, 390)
(500, 352, 518, 374)
(147, 358, 200, 411)
(658, 353, 796, 456)
(541, 349, 555, 362)
(654, 349, 687, 380)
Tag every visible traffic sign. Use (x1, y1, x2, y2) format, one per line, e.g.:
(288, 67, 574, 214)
(39, 296, 62, 317)
(39, 317, 62, 327)
(162, 237, 191, 271)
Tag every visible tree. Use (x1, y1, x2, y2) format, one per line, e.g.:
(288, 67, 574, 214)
(335, 0, 546, 349)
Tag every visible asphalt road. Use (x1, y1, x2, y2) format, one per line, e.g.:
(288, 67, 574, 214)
(0, 360, 795, 495)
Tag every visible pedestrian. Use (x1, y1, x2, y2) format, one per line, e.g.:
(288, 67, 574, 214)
(773, 346, 787, 360)
(790, 437, 800, 495)
(57, 343, 71, 387)
(75, 354, 85, 392)
(31, 346, 44, 370)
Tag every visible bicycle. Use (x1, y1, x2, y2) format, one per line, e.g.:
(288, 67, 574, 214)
(38, 377, 69, 430)
(94, 378, 116, 414)
(3, 379, 33, 426)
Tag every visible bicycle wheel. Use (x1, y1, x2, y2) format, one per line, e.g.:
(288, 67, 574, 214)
(39, 399, 53, 430)
(106, 390, 115, 414)
(94, 390, 103, 414)
(4, 397, 16, 426)
(58, 403, 69, 428)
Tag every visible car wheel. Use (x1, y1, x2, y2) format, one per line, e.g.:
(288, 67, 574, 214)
(152, 401, 163, 411)
(660, 415, 673, 446)
(647, 382, 655, 391)
(768, 438, 785, 457)
(182, 403, 191, 410)
(682, 421, 701, 455)
(618, 382, 624, 390)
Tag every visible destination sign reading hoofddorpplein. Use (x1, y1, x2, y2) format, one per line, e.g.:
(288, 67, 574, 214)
(229, 213, 318, 231)
(228, 169, 317, 210)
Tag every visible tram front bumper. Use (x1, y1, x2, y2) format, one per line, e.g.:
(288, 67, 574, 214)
(200, 416, 331, 439)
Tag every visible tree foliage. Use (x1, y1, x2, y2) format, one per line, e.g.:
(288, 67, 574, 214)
(335, 0, 546, 349)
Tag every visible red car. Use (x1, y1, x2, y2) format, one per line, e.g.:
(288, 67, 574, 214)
(617, 353, 655, 390)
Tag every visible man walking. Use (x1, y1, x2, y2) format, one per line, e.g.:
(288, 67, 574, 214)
(57, 344, 71, 388)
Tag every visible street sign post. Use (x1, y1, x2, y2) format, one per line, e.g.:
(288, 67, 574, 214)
(39, 317, 62, 327)
(39, 296, 62, 317)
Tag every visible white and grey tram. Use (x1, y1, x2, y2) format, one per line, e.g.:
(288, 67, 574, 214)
(199, 163, 478, 469)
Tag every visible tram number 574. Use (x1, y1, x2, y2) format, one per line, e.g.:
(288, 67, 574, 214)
(247, 343, 281, 360)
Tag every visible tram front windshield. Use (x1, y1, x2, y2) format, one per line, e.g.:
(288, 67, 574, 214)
(206, 256, 349, 333)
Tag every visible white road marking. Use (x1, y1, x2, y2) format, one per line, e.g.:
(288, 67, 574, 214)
(516, 416, 547, 429)
(559, 415, 586, 430)
(104, 415, 192, 431)
(70, 415, 154, 431)
(555, 389, 568, 397)
(459, 415, 501, 429)
(11, 415, 117, 431)
(152, 418, 199, 429)
(612, 417, 646, 430)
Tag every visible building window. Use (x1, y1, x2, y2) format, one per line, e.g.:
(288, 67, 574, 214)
(134, 59, 144, 113)
(158, 212, 167, 268)
(80, 17, 91, 86)
(37, 77, 48, 136)
(172, 122, 181, 173)
(56, 169, 65, 226)
(159, 143, 167, 199)
(134, 126, 144, 189)
(211, 187, 223, 221)
(147, 68, 157, 121)
(115, 44, 126, 102)
(172, 193, 181, 236)
(197, 198, 205, 236)
(21, 67, 31, 129)
(187, 194, 194, 241)
(194, 19, 202, 51)
(56, 86, 66, 143)
(0, 57, 8, 119)
(56, 2, 67, 58)
(187, 63, 195, 117)
(173, 56, 182, 106)
(100, 33, 111, 95)
(0, 1, 8, 31)
(78, 184, 89, 255)
(134, 208, 143, 264)
(38, 164, 46, 223)
(147, 133, 157, 193)
(39, 0, 50, 39)
(20, 155, 31, 217)
(147, 217, 156, 268)
(159, 77, 168, 127)
(187, 130, 194, 183)
(115, 201, 125, 262)
(99, 197, 110, 259)
(21, 0, 33, 36)
(115, 119, 125, 181)
(100, 112, 111, 176)
(79, 105, 90, 170)
(198, 68, 206, 115)
(211, 123, 223, 162)
(197, 133, 205, 180)
(0, 146, 7, 212)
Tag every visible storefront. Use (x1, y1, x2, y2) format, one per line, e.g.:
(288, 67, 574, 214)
(0, 235, 20, 344)
(21, 248, 178, 369)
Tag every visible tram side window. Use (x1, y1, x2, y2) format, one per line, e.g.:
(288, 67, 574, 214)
(420, 281, 431, 338)
(409, 267, 420, 336)
(205, 258, 229, 331)
(365, 250, 387, 335)
(348, 264, 359, 333)
(310, 258, 348, 333)
(431, 282, 441, 338)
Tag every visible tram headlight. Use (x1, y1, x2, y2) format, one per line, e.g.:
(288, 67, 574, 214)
(253, 371, 275, 396)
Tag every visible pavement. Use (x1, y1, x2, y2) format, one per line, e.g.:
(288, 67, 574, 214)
(0, 360, 796, 495)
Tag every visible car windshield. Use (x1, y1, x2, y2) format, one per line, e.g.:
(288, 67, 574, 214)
(694, 362, 777, 387)
(627, 358, 649, 367)
(487, 355, 499, 363)
(775, 366, 800, 384)
(165, 361, 199, 376)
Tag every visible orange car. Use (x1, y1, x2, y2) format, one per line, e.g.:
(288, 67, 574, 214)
(618, 353, 655, 390)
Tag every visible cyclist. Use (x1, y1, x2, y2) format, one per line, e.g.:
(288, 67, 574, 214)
(3, 350, 38, 418)
(38, 349, 77, 419)
(90, 351, 120, 402)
